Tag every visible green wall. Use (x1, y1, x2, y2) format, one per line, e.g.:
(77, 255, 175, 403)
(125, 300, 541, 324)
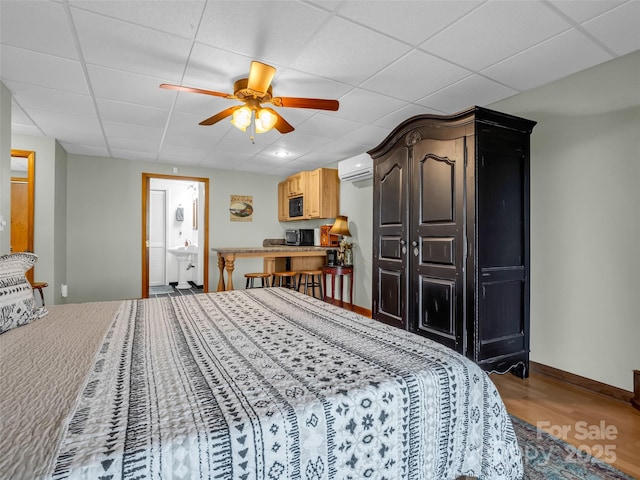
(65, 154, 283, 302)
(490, 52, 640, 392)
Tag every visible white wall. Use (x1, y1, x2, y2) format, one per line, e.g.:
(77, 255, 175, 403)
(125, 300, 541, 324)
(490, 52, 640, 392)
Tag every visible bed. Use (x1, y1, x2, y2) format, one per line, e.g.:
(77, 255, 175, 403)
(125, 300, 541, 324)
(0, 284, 523, 479)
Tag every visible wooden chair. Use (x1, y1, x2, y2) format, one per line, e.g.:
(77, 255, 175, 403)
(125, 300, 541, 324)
(32, 282, 48, 306)
(297, 270, 324, 300)
(272, 271, 297, 290)
(244, 272, 271, 288)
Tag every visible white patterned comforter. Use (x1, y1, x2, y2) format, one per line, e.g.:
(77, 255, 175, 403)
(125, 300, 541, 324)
(49, 288, 522, 479)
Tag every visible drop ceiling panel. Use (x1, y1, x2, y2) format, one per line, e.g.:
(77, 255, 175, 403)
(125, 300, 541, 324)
(262, 132, 333, 158)
(196, 1, 330, 66)
(69, 1, 206, 39)
(60, 143, 110, 158)
(1, 46, 88, 95)
(336, 1, 480, 46)
(110, 148, 159, 163)
(547, 0, 627, 23)
(372, 104, 442, 129)
(271, 69, 352, 101)
(289, 16, 411, 84)
(103, 122, 164, 144)
(294, 112, 366, 139)
(0, 1, 78, 59)
(332, 88, 406, 123)
(71, 9, 193, 80)
(482, 30, 613, 92)
(181, 43, 258, 92)
(581, 2, 640, 56)
(96, 99, 169, 129)
(361, 50, 470, 101)
(417, 75, 518, 114)
(420, 1, 572, 71)
(340, 124, 391, 149)
(4, 82, 95, 118)
(88, 66, 175, 108)
(27, 109, 105, 147)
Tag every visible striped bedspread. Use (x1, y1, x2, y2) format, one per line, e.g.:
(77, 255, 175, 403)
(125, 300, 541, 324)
(49, 288, 522, 479)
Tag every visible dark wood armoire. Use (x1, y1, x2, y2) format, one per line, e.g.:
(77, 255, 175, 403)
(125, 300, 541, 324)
(368, 107, 536, 377)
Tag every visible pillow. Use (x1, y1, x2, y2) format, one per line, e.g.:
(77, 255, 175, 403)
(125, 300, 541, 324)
(0, 252, 48, 334)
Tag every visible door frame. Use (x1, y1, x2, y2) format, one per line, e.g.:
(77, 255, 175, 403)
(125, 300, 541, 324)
(141, 173, 209, 297)
(10, 149, 35, 283)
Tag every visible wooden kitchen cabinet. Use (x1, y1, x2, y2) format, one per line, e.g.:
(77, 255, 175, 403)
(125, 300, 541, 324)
(277, 181, 288, 222)
(286, 172, 306, 197)
(278, 168, 340, 221)
(305, 168, 339, 219)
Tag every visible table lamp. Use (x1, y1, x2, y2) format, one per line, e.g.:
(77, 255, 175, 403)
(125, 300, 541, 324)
(329, 216, 352, 265)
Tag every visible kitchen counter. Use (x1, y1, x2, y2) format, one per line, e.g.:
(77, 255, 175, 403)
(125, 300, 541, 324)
(212, 246, 331, 291)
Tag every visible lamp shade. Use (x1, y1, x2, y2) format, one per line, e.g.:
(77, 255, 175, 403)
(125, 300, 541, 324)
(329, 215, 351, 237)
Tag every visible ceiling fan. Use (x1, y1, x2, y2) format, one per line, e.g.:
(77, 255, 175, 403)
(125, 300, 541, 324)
(160, 61, 339, 138)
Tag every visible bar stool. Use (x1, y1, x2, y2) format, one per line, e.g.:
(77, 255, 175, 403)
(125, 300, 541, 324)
(297, 270, 324, 300)
(244, 272, 271, 288)
(272, 271, 297, 290)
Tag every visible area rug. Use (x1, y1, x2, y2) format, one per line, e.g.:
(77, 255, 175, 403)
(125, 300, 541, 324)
(148, 285, 174, 295)
(512, 415, 636, 479)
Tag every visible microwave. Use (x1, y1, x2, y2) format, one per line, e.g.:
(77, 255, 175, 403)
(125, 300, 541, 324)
(289, 196, 304, 218)
(285, 229, 315, 246)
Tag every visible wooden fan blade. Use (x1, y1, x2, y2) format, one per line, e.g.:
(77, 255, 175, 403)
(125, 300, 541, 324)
(247, 61, 276, 95)
(160, 83, 233, 99)
(270, 96, 339, 111)
(199, 106, 240, 126)
(266, 108, 295, 134)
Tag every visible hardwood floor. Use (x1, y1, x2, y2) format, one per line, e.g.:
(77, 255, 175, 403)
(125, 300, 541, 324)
(491, 372, 640, 479)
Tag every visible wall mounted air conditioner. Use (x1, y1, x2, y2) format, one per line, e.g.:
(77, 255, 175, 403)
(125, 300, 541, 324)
(338, 153, 373, 182)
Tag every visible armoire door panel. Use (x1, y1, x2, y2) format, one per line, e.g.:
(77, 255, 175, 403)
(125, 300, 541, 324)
(380, 163, 405, 226)
(417, 277, 456, 343)
(411, 138, 466, 349)
(478, 279, 525, 360)
(373, 147, 409, 329)
(421, 155, 455, 223)
(380, 236, 403, 260)
(421, 237, 455, 265)
(378, 269, 404, 327)
(478, 148, 525, 268)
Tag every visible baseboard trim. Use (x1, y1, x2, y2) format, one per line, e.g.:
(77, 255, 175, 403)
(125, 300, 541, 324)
(353, 305, 372, 318)
(530, 361, 633, 404)
(323, 298, 372, 318)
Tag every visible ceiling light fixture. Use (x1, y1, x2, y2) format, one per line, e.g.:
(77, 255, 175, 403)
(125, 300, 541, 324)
(274, 150, 290, 157)
(229, 98, 279, 143)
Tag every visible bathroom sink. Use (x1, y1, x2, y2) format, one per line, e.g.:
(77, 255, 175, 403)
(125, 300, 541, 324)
(168, 245, 198, 258)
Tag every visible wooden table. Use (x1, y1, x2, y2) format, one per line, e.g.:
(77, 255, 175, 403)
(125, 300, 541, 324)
(323, 264, 354, 310)
(212, 246, 330, 291)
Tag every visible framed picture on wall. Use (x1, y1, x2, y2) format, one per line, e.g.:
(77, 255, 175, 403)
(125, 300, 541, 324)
(229, 195, 253, 222)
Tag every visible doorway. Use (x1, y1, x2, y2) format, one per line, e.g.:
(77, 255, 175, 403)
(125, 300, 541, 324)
(141, 173, 209, 298)
(10, 149, 35, 284)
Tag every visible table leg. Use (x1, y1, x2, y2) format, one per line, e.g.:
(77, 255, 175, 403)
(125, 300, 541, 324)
(349, 272, 354, 311)
(216, 253, 226, 292)
(225, 256, 235, 291)
(331, 272, 336, 304)
(339, 274, 344, 308)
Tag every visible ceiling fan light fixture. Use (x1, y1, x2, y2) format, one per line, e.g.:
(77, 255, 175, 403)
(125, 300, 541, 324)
(255, 108, 277, 133)
(231, 106, 252, 131)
